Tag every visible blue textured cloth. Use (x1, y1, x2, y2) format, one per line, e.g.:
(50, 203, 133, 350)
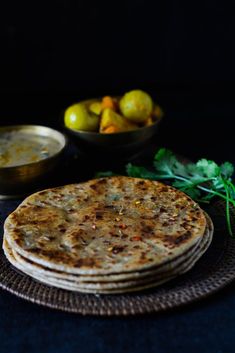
(0, 285, 235, 353)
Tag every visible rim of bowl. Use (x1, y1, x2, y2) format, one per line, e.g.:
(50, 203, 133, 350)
(0, 125, 67, 170)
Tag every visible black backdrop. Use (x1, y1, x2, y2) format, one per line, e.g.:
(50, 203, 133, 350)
(0, 0, 235, 159)
(1, 1, 235, 91)
(1, 4, 235, 353)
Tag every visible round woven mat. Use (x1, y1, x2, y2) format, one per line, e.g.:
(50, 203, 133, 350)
(0, 200, 235, 316)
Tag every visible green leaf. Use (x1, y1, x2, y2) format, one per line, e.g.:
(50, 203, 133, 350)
(172, 179, 194, 189)
(212, 176, 225, 190)
(196, 159, 220, 178)
(183, 188, 202, 200)
(154, 148, 169, 162)
(126, 163, 157, 179)
(186, 163, 203, 176)
(171, 160, 190, 177)
(155, 148, 202, 179)
(153, 148, 176, 176)
(220, 162, 234, 178)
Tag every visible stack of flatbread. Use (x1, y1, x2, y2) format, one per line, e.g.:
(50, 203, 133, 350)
(3, 176, 213, 294)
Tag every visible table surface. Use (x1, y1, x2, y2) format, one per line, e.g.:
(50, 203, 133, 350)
(1, 97, 235, 353)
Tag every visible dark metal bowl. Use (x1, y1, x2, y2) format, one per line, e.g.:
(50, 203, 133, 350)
(0, 125, 67, 198)
(64, 112, 162, 161)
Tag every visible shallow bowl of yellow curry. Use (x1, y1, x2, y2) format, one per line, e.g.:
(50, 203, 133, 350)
(0, 125, 66, 197)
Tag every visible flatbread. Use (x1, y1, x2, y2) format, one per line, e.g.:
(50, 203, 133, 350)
(9, 238, 200, 282)
(4, 177, 207, 275)
(5, 213, 212, 284)
(3, 221, 212, 293)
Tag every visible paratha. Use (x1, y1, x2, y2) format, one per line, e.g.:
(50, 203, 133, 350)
(4, 176, 207, 275)
(4, 213, 212, 283)
(7, 237, 200, 282)
(3, 240, 177, 294)
(3, 220, 212, 293)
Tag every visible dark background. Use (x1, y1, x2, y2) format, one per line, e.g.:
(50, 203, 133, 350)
(1, 0, 235, 92)
(1, 1, 235, 352)
(1, 0, 235, 161)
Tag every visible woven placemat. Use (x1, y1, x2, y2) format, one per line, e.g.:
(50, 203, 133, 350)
(0, 200, 235, 316)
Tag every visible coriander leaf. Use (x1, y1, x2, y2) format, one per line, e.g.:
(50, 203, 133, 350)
(196, 159, 220, 178)
(186, 163, 205, 178)
(126, 163, 157, 179)
(171, 179, 203, 200)
(154, 148, 169, 161)
(171, 179, 194, 189)
(212, 176, 225, 190)
(220, 177, 233, 236)
(154, 148, 197, 178)
(181, 188, 202, 201)
(226, 180, 235, 199)
(171, 160, 190, 177)
(197, 193, 216, 202)
(220, 162, 234, 178)
(153, 148, 176, 176)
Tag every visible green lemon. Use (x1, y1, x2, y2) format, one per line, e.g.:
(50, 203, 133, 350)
(64, 103, 99, 132)
(120, 90, 153, 123)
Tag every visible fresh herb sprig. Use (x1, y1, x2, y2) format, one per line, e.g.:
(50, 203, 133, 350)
(126, 148, 235, 236)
